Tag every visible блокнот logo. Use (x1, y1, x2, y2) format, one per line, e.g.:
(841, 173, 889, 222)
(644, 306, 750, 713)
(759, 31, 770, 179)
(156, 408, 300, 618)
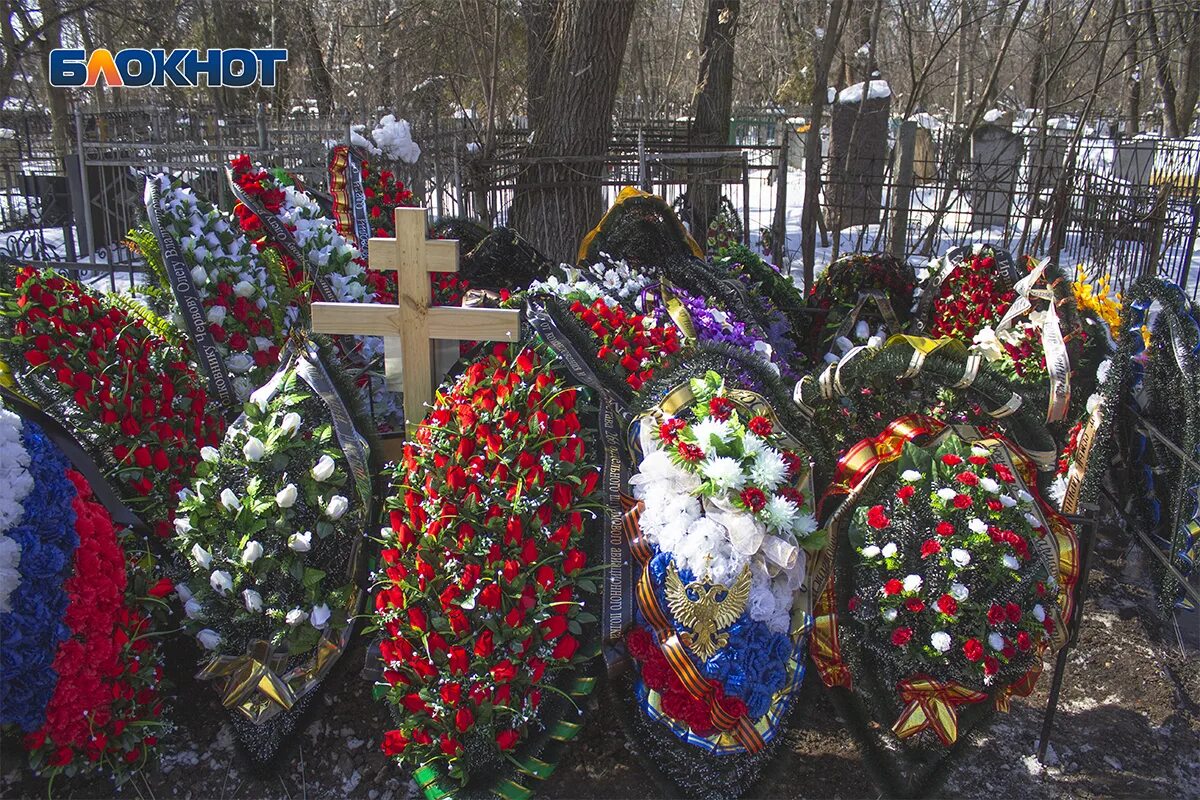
(49, 48, 288, 88)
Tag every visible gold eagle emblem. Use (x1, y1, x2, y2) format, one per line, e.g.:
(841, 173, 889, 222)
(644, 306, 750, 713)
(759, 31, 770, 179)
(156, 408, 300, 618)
(664, 563, 751, 661)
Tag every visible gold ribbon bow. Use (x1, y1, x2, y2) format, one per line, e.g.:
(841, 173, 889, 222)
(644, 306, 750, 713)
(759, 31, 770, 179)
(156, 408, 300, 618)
(891, 675, 988, 746)
(196, 639, 296, 717)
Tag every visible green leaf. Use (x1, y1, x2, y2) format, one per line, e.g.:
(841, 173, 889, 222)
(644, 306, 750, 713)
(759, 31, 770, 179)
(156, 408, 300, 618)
(302, 567, 326, 588)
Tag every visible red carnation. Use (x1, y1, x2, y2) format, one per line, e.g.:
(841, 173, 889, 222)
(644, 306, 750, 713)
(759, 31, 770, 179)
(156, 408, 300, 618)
(897, 485, 915, 504)
(963, 638, 984, 662)
(941, 454, 963, 466)
(884, 579, 903, 596)
(936, 594, 958, 615)
(677, 442, 704, 462)
(983, 656, 1000, 676)
(920, 538, 942, 558)
(891, 627, 913, 646)
(1016, 630, 1032, 651)
(936, 521, 955, 537)
(953, 493, 973, 509)
(987, 604, 1006, 626)
(747, 416, 773, 436)
(1005, 602, 1022, 622)
(956, 470, 980, 487)
(866, 505, 890, 529)
(904, 597, 925, 613)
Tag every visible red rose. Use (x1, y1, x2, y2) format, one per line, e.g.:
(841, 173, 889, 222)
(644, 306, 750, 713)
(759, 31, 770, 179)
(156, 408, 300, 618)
(478, 582, 502, 610)
(147, 577, 174, 598)
(884, 579, 903, 596)
(439, 735, 462, 756)
(540, 615, 568, 640)
(952, 493, 973, 509)
(552, 634, 579, 660)
(491, 659, 516, 683)
(963, 638, 984, 662)
(920, 538, 942, 558)
(440, 684, 462, 706)
(448, 647, 469, 675)
(936, 521, 955, 537)
(496, 729, 521, 751)
(407, 607, 428, 632)
(454, 707, 474, 733)
(896, 485, 915, 504)
(890, 627, 913, 646)
(381, 729, 408, 756)
(563, 549, 586, 574)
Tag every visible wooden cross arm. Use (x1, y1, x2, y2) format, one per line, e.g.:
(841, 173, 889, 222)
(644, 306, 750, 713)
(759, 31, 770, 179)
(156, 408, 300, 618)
(368, 237, 458, 273)
(310, 302, 520, 342)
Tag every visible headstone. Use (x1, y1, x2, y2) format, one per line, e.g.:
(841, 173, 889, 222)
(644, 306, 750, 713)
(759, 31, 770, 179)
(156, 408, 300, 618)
(826, 79, 891, 230)
(1115, 139, 1157, 186)
(968, 123, 1023, 229)
(912, 126, 936, 184)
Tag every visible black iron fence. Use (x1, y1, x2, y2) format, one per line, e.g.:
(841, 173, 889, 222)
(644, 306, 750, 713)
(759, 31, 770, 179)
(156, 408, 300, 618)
(1, 106, 1198, 299)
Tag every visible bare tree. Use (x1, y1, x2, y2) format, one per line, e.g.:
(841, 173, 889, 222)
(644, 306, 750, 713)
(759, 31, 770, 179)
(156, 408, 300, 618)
(685, 0, 740, 249)
(509, 0, 636, 261)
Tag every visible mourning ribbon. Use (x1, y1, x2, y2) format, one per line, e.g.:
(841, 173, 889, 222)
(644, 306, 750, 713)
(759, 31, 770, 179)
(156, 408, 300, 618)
(142, 177, 236, 408)
(225, 167, 338, 304)
(525, 299, 633, 669)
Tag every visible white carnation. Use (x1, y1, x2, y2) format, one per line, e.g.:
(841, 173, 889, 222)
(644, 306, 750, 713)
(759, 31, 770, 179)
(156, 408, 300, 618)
(902, 574, 922, 592)
(930, 631, 951, 652)
(988, 632, 1006, 651)
(950, 548, 971, 567)
(901, 469, 922, 482)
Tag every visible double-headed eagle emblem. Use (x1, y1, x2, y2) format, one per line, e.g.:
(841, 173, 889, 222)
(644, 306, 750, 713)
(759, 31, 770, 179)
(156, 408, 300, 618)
(665, 563, 751, 661)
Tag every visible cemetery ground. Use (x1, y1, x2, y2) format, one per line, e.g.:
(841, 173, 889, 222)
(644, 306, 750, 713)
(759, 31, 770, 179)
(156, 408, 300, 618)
(4, 524, 1197, 800)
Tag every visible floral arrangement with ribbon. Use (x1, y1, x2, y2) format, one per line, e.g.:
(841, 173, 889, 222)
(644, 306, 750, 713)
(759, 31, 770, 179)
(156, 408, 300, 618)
(0, 267, 225, 535)
(921, 245, 1017, 342)
(623, 370, 820, 757)
(806, 252, 915, 361)
(811, 420, 1078, 795)
(170, 342, 371, 744)
(144, 173, 285, 400)
(0, 401, 169, 785)
(374, 340, 601, 795)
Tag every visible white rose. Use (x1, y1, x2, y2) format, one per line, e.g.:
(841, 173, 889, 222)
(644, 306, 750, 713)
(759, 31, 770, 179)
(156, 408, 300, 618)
(1032, 604, 1046, 622)
(191, 543, 212, 568)
(999, 494, 1018, 508)
(200, 446, 220, 463)
(882, 608, 898, 622)
(285, 608, 309, 626)
(311, 455, 336, 482)
(1018, 489, 1034, 504)
(189, 265, 208, 286)
(288, 531, 312, 552)
(241, 541, 264, 564)
(184, 597, 204, 619)
(325, 495, 349, 521)
(219, 488, 242, 512)
(1024, 512, 1044, 530)
(1003, 554, 1020, 570)
(249, 383, 277, 413)
(174, 516, 193, 535)
(242, 436, 265, 462)
(206, 305, 226, 325)
(950, 582, 969, 600)
(861, 545, 881, 558)
(197, 629, 221, 649)
(275, 483, 298, 508)
(988, 632, 1006, 651)
(901, 469, 922, 482)
(226, 353, 254, 373)
(280, 412, 302, 437)
(310, 603, 332, 629)
(210, 570, 233, 594)
(950, 548, 971, 567)
(242, 589, 263, 612)
(881, 542, 898, 558)
(902, 574, 922, 592)
(233, 280, 256, 298)
(175, 583, 194, 602)
(930, 631, 951, 652)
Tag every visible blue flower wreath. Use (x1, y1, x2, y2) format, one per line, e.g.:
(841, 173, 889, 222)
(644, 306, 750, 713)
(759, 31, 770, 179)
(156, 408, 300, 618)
(0, 420, 79, 732)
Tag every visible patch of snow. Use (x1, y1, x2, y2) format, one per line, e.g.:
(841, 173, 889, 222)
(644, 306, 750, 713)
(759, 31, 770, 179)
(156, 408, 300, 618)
(837, 79, 890, 104)
(983, 109, 1005, 123)
(370, 114, 422, 163)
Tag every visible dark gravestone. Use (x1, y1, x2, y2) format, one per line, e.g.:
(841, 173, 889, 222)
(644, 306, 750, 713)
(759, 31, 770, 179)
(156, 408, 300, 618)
(969, 123, 1023, 229)
(826, 80, 891, 231)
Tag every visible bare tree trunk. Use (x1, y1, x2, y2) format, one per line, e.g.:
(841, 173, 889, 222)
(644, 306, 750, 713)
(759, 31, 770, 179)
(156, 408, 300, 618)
(509, 0, 636, 262)
(952, 0, 968, 125)
(28, 0, 72, 160)
(686, 0, 740, 250)
(522, 0, 561, 130)
(299, 2, 336, 117)
(1141, 0, 1181, 136)
(1118, 0, 1141, 134)
(1175, 4, 1200, 134)
(801, 0, 846, 289)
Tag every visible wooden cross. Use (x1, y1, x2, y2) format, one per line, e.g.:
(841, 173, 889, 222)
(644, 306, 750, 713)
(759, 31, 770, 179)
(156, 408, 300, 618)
(311, 206, 520, 429)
